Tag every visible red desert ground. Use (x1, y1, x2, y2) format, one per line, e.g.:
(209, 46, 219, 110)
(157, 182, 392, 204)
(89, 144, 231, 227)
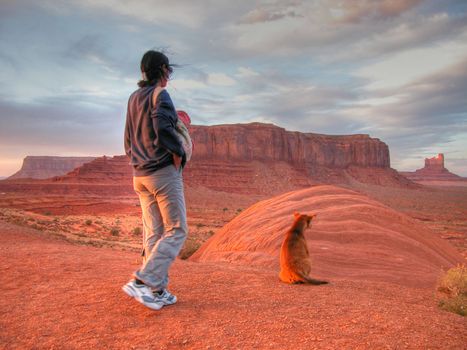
(0, 122, 466, 349)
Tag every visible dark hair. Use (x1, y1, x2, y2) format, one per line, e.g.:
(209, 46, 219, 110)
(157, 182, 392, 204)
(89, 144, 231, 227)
(138, 50, 174, 88)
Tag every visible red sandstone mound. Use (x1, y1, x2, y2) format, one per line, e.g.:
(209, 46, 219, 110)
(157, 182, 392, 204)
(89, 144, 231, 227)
(191, 185, 462, 287)
(401, 153, 466, 184)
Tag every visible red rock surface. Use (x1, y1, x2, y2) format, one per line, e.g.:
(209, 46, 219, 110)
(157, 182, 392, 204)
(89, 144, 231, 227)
(53, 155, 131, 183)
(190, 123, 390, 168)
(401, 153, 465, 182)
(44, 122, 411, 194)
(8, 156, 96, 180)
(191, 185, 462, 288)
(1, 220, 466, 349)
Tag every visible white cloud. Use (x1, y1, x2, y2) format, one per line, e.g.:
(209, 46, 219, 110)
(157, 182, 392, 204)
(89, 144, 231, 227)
(236, 67, 260, 78)
(207, 73, 236, 86)
(170, 79, 207, 91)
(355, 35, 467, 90)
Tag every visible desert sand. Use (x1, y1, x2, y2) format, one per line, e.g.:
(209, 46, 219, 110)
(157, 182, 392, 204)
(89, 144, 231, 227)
(0, 179, 466, 349)
(1, 220, 466, 349)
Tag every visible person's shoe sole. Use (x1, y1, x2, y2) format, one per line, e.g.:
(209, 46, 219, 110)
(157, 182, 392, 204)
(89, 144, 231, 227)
(122, 284, 164, 310)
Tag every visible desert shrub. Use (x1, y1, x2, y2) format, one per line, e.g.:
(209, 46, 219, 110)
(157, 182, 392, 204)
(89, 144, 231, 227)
(207, 230, 214, 236)
(223, 208, 228, 213)
(196, 222, 205, 229)
(178, 237, 202, 260)
(85, 219, 93, 226)
(437, 265, 467, 316)
(236, 208, 242, 214)
(132, 227, 142, 236)
(44, 211, 52, 216)
(110, 227, 120, 236)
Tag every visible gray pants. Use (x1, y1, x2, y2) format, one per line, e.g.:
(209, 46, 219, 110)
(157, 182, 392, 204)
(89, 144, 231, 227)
(132, 165, 187, 290)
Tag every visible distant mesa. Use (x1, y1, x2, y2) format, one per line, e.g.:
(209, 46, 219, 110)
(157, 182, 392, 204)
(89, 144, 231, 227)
(400, 153, 465, 183)
(191, 185, 462, 288)
(47, 122, 412, 194)
(7, 156, 97, 180)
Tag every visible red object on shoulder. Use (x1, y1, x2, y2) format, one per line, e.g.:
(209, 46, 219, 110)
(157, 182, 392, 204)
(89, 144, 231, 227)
(177, 110, 191, 127)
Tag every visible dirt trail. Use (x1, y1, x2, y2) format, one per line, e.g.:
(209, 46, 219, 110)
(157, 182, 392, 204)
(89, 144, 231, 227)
(0, 220, 465, 350)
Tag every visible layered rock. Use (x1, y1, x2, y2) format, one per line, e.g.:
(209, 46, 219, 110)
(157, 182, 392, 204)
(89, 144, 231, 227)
(8, 156, 96, 180)
(53, 155, 131, 183)
(401, 154, 464, 182)
(31, 123, 408, 194)
(190, 123, 389, 168)
(191, 185, 462, 287)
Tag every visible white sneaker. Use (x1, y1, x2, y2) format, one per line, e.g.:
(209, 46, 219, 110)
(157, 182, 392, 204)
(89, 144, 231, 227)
(153, 289, 177, 305)
(122, 280, 164, 310)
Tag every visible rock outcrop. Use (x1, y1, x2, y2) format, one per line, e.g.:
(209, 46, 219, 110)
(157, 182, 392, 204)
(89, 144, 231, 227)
(31, 123, 410, 193)
(190, 123, 389, 168)
(8, 156, 96, 180)
(53, 155, 131, 183)
(191, 185, 462, 287)
(400, 154, 464, 182)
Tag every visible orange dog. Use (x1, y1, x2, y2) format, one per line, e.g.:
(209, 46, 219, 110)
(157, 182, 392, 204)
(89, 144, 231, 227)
(279, 212, 328, 285)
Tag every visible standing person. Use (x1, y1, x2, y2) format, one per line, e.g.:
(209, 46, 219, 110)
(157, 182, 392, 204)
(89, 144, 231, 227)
(122, 50, 187, 310)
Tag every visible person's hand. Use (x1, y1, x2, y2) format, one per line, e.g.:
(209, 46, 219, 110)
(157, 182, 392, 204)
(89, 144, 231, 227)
(173, 154, 182, 171)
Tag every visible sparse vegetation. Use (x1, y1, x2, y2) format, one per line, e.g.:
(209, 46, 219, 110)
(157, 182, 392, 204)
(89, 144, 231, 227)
(179, 236, 202, 260)
(437, 265, 467, 316)
(131, 227, 142, 236)
(44, 211, 52, 216)
(196, 222, 205, 229)
(110, 227, 120, 236)
(85, 219, 93, 226)
(236, 208, 242, 214)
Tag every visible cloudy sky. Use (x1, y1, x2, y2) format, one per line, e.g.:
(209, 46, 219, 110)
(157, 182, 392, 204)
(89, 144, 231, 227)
(1, 0, 466, 177)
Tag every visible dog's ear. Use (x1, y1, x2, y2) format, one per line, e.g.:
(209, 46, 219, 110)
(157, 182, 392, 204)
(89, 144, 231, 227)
(293, 212, 301, 219)
(306, 213, 316, 227)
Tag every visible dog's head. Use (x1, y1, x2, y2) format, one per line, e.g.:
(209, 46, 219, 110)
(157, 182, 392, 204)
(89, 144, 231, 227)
(293, 212, 317, 228)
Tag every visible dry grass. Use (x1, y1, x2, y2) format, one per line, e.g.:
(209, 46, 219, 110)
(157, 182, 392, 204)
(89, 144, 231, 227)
(437, 265, 467, 316)
(179, 236, 202, 260)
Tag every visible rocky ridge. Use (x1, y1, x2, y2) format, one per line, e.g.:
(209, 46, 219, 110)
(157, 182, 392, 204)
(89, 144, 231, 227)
(48, 123, 410, 194)
(8, 156, 96, 180)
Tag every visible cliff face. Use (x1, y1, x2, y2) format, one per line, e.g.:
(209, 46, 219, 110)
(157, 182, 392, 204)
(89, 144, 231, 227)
(8, 156, 96, 180)
(49, 123, 405, 194)
(401, 154, 463, 182)
(190, 123, 390, 168)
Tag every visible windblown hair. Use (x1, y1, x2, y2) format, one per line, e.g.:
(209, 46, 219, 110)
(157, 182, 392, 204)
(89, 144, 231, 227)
(137, 50, 175, 88)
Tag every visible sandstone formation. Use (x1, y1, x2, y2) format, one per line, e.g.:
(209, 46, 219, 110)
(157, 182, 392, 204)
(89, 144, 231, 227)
(191, 185, 462, 287)
(8, 156, 96, 180)
(53, 155, 131, 183)
(50, 123, 411, 194)
(5, 123, 412, 194)
(190, 123, 390, 168)
(400, 153, 464, 182)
